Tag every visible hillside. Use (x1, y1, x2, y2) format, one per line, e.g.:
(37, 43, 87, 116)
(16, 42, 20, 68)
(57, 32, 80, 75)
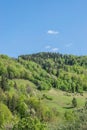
(20, 52, 87, 92)
(0, 52, 87, 130)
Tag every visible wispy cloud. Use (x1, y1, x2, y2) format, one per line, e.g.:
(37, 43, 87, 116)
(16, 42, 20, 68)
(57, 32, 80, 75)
(47, 30, 59, 35)
(45, 45, 51, 49)
(65, 43, 72, 48)
(51, 48, 59, 52)
(45, 45, 59, 52)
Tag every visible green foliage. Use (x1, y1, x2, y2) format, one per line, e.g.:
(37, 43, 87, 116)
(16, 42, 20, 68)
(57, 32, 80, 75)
(27, 97, 53, 122)
(19, 52, 87, 92)
(7, 94, 18, 113)
(0, 75, 10, 91)
(0, 102, 12, 127)
(64, 111, 76, 121)
(17, 100, 28, 118)
(13, 117, 46, 130)
(0, 53, 87, 129)
(55, 108, 87, 130)
(42, 94, 53, 100)
(0, 53, 87, 92)
(85, 100, 87, 109)
(72, 97, 77, 108)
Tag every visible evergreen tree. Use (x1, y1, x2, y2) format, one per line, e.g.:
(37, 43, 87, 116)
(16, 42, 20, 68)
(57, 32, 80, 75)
(1, 75, 9, 91)
(72, 97, 77, 108)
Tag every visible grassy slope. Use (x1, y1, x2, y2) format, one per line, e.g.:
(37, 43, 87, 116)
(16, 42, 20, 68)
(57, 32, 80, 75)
(9, 78, 87, 122)
(37, 88, 87, 121)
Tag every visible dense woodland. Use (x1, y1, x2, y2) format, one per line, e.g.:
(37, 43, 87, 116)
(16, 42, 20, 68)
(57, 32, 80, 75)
(0, 52, 87, 130)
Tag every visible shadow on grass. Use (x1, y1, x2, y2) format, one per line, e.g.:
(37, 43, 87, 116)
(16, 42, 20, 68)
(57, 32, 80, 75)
(63, 106, 73, 109)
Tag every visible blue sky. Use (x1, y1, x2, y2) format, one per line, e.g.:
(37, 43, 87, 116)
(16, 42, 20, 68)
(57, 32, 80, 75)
(0, 0, 87, 57)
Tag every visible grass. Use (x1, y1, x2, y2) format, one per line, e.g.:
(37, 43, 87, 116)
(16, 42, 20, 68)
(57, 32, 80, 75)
(38, 88, 87, 117)
(9, 79, 87, 112)
(8, 79, 37, 97)
(8, 79, 87, 122)
(13, 79, 36, 89)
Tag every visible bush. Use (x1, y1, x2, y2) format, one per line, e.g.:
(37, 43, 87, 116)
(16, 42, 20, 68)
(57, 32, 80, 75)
(13, 117, 46, 130)
(43, 94, 53, 100)
(0, 102, 12, 127)
(72, 97, 77, 108)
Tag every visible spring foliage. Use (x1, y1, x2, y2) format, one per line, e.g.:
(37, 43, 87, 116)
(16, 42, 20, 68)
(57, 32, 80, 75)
(0, 52, 87, 129)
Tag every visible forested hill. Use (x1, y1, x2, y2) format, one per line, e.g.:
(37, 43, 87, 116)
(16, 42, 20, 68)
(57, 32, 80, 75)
(19, 52, 87, 92)
(1, 52, 87, 130)
(20, 52, 87, 67)
(0, 52, 87, 92)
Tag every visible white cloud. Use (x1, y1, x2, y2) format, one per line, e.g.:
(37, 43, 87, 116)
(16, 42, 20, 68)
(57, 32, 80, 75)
(66, 43, 72, 47)
(45, 45, 51, 49)
(47, 30, 59, 35)
(45, 45, 59, 52)
(51, 48, 59, 52)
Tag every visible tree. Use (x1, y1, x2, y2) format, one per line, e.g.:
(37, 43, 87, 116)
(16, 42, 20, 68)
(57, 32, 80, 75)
(16, 99, 28, 118)
(71, 82, 76, 93)
(72, 97, 77, 108)
(1, 75, 9, 91)
(10, 95, 18, 113)
(85, 100, 87, 109)
(13, 117, 46, 130)
(0, 103, 12, 127)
